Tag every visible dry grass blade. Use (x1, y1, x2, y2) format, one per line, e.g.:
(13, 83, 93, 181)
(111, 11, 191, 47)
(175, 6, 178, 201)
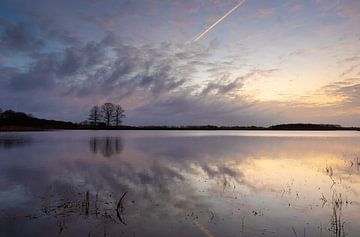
(292, 226, 298, 237)
(116, 191, 127, 225)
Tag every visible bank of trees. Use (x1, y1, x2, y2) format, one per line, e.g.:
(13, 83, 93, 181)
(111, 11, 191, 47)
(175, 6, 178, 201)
(0, 109, 76, 129)
(88, 103, 125, 127)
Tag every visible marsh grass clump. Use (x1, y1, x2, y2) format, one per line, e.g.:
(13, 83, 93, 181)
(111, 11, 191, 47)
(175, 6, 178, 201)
(329, 191, 346, 237)
(31, 185, 130, 236)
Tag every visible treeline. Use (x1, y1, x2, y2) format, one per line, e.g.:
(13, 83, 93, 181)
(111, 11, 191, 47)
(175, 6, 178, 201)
(87, 103, 125, 127)
(1, 108, 359, 131)
(130, 124, 358, 131)
(0, 109, 77, 130)
(269, 123, 343, 130)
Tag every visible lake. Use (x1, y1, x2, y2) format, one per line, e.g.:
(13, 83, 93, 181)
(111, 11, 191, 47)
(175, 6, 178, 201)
(0, 130, 359, 237)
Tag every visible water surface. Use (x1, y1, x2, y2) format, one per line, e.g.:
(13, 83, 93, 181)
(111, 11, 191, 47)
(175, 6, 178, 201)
(0, 130, 360, 237)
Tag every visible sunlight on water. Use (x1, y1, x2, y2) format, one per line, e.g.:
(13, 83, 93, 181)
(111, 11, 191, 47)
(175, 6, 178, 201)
(0, 131, 359, 237)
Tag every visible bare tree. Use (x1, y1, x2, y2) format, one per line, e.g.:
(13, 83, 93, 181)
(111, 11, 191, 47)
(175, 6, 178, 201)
(101, 103, 115, 126)
(88, 105, 100, 126)
(113, 105, 125, 127)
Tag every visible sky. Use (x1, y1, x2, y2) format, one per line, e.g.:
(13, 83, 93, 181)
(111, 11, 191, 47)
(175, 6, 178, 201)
(0, 0, 359, 126)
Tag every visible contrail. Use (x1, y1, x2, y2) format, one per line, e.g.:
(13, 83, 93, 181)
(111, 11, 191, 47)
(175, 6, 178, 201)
(192, 0, 246, 42)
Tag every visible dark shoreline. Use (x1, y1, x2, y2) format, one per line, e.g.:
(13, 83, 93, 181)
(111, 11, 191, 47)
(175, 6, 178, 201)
(1, 110, 359, 132)
(1, 125, 359, 132)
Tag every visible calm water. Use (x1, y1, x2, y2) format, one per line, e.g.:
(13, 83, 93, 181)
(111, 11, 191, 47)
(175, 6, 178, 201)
(0, 130, 360, 237)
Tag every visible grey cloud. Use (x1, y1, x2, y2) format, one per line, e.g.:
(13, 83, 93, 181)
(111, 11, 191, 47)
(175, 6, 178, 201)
(0, 14, 282, 126)
(7, 54, 57, 91)
(0, 66, 21, 82)
(1, 33, 205, 111)
(127, 90, 280, 126)
(339, 63, 360, 77)
(0, 19, 44, 52)
(83, 11, 129, 28)
(288, 49, 306, 58)
(57, 42, 106, 77)
(324, 78, 360, 104)
(201, 75, 243, 96)
(175, 40, 218, 60)
(66, 39, 215, 98)
(82, 0, 135, 28)
(341, 56, 360, 63)
(23, 10, 80, 46)
(201, 68, 278, 96)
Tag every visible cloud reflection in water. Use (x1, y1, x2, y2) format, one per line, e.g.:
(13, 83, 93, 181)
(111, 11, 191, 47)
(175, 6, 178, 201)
(0, 131, 359, 237)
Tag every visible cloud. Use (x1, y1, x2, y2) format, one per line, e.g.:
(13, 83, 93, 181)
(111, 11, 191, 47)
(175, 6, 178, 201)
(127, 89, 283, 126)
(58, 42, 106, 76)
(83, 10, 130, 28)
(268, 78, 360, 126)
(339, 64, 360, 77)
(341, 56, 360, 63)
(0, 31, 228, 121)
(337, 1, 360, 20)
(323, 78, 360, 104)
(257, 8, 276, 17)
(0, 18, 44, 52)
(288, 49, 306, 58)
(2, 33, 187, 95)
(199, 68, 278, 97)
(0, 25, 288, 126)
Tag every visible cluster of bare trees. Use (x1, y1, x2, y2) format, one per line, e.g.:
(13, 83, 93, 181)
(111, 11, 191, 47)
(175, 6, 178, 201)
(88, 103, 125, 127)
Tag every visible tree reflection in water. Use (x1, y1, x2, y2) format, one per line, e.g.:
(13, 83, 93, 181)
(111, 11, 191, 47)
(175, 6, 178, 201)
(0, 136, 32, 149)
(89, 137, 123, 158)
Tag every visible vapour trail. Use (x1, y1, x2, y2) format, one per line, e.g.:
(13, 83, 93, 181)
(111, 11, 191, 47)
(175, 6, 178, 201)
(192, 0, 246, 42)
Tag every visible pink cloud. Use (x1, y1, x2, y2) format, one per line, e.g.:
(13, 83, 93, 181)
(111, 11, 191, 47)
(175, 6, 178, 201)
(257, 8, 276, 17)
(337, 2, 360, 19)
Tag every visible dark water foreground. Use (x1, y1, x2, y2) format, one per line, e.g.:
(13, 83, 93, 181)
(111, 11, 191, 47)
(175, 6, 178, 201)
(0, 130, 359, 237)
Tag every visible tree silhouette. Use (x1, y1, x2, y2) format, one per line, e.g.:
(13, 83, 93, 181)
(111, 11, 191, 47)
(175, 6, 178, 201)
(101, 103, 115, 126)
(88, 105, 100, 126)
(113, 105, 125, 127)
(87, 103, 125, 127)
